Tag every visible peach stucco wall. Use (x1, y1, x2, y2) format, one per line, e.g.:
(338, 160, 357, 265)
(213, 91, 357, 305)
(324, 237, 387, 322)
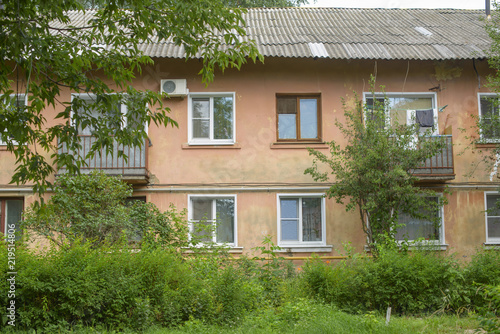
(1, 56, 499, 256)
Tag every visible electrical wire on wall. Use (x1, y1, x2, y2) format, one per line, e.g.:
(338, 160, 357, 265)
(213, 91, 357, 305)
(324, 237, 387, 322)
(473, 59, 481, 89)
(402, 60, 410, 93)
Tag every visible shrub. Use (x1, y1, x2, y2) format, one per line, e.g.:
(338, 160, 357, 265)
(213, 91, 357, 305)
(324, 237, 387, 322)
(22, 172, 189, 249)
(476, 284, 500, 333)
(463, 250, 500, 310)
(0, 242, 208, 332)
(302, 248, 460, 315)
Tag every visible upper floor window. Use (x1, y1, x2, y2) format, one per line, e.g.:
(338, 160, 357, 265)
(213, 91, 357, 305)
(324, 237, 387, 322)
(365, 94, 438, 135)
(0, 198, 23, 241)
(485, 193, 500, 243)
(1, 94, 26, 145)
(479, 94, 500, 141)
(72, 94, 128, 136)
(395, 195, 444, 245)
(277, 194, 325, 247)
(277, 95, 321, 141)
(188, 93, 235, 145)
(188, 195, 236, 246)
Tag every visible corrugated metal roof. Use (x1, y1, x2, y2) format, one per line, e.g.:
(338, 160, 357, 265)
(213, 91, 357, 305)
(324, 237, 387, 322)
(60, 7, 491, 60)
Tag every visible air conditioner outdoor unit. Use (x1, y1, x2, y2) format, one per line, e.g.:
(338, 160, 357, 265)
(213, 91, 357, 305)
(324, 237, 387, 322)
(160, 79, 188, 97)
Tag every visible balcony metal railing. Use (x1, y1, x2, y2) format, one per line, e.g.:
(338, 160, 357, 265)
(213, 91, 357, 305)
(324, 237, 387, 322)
(58, 136, 149, 182)
(412, 135, 454, 179)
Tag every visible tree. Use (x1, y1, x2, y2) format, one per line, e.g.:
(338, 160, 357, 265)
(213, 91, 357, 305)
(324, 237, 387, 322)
(22, 171, 190, 248)
(0, 0, 262, 194)
(305, 82, 447, 252)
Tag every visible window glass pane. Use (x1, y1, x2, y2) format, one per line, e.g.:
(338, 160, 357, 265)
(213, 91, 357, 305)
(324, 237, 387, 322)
(388, 97, 432, 111)
(487, 195, 500, 216)
(302, 198, 322, 242)
(193, 199, 212, 221)
(192, 99, 209, 118)
(215, 198, 234, 243)
(396, 215, 439, 241)
(396, 197, 440, 241)
(193, 119, 210, 139)
(5, 200, 23, 240)
(481, 97, 497, 118)
(481, 98, 500, 139)
(6, 95, 25, 110)
(488, 217, 500, 239)
(300, 99, 318, 139)
(281, 220, 299, 241)
(278, 114, 297, 139)
(107, 103, 123, 130)
(193, 221, 213, 242)
(365, 98, 386, 129)
(77, 103, 100, 136)
(214, 97, 233, 140)
(281, 199, 298, 219)
(390, 109, 408, 126)
(277, 97, 297, 114)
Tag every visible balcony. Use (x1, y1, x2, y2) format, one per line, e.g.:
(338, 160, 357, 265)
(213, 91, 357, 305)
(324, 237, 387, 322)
(58, 136, 149, 184)
(412, 135, 454, 180)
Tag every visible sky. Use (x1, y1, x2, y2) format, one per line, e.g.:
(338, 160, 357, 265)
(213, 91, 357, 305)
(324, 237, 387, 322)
(303, 0, 489, 9)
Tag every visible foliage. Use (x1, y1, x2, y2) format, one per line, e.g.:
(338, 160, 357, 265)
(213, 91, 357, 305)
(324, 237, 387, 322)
(305, 78, 447, 251)
(250, 235, 295, 305)
(301, 248, 461, 315)
(0, 0, 262, 194)
(476, 284, 500, 334)
(22, 172, 189, 248)
(2, 237, 498, 332)
(461, 250, 500, 310)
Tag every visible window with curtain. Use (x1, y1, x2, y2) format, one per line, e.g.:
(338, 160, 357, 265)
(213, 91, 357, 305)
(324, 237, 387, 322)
(479, 95, 500, 140)
(278, 195, 324, 246)
(190, 196, 236, 245)
(485, 193, 500, 243)
(0, 198, 23, 241)
(395, 196, 443, 243)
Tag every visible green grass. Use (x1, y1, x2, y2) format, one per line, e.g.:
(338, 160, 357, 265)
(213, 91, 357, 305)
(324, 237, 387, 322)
(25, 302, 476, 334)
(157, 305, 480, 334)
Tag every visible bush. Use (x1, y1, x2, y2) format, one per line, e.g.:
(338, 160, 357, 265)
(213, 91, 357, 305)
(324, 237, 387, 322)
(476, 284, 500, 333)
(22, 172, 189, 249)
(0, 242, 213, 332)
(463, 250, 500, 309)
(302, 248, 460, 315)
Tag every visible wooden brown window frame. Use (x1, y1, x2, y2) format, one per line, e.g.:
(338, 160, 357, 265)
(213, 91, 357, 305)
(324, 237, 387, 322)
(276, 94, 322, 142)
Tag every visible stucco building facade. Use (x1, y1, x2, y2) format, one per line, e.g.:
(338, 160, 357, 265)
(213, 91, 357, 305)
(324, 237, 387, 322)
(1, 8, 498, 257)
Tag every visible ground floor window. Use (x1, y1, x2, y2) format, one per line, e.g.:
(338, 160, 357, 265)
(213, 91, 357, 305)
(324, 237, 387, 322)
(189, 195, 236, 245)
(395, 196, 444, 244)
(0, 198, 24, 240)
(485, 193, 500, 243)
(277, 194, 325, 246)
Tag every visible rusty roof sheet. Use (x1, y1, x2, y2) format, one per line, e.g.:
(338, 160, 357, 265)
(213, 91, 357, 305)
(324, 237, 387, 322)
(61, 7, 491, 60)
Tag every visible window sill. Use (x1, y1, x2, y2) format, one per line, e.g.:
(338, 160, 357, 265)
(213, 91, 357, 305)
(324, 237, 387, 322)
(484, 243, 500, 250)
(0, 144, 18, 149)
(182, 246, 243, 253)
(270, 142, 329, 149)
(182, 143, 241, 149)
(364, 243, 448, 251)
(277, 245, 333, 253)
(475, 142, 500, 148)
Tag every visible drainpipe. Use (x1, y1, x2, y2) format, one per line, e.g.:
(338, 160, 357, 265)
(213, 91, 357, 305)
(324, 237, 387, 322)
(487, 0, 491, 19)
